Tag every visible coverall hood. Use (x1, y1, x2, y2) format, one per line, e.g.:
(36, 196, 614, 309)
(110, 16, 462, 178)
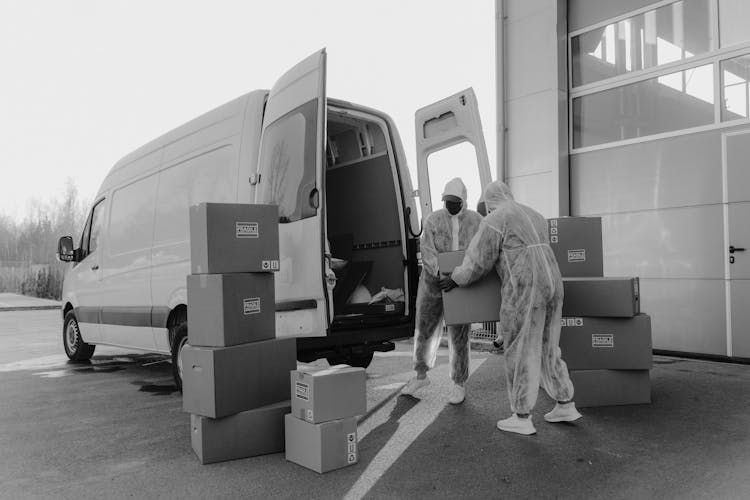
(441, 178, 468, 204)
(483, 181, 515, 211)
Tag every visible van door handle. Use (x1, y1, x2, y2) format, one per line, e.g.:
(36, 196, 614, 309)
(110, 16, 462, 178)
(91, 264, 99, 270)
(729, 246, 746, 254)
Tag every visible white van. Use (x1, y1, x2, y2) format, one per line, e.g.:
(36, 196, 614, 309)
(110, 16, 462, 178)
(56, 49, 492, 388)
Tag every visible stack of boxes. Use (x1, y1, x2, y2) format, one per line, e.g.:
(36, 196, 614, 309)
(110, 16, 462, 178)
(285, 365, 366, 473)
(550, 217, 653, 407)
(183, 202, 298, 464)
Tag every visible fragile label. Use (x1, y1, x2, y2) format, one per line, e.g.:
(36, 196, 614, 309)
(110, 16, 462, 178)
(243, 297, 261, 315)
(295, 381, 309, 401)
(236, 221, 259, 239)
(568, 249, 586, 262)
(347, 432, 357, 463)
(550, 227, 558, 235)
(551, 235, 558, 244)
(549, 219, 558, 228)
(561, 317, 584, 327)
(261, 260, 280, 271)
(592, 334, 614, 348)
(306, 409, 314, 422)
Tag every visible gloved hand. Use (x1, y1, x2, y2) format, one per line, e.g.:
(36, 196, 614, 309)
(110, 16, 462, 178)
(439, 273, 458, 292)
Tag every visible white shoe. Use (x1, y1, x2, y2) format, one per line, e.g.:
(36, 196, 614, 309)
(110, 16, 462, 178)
(544, 402, 582, 423)
(401, 376, 430, 395)
(448, 384, 465, 405)
(496, 414, 536, 435)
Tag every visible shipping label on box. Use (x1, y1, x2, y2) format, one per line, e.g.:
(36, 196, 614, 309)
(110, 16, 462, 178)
(562, 277, 640, 317)
(290, 365, 367, 424)
(190, 202, 280, 274)
(559, 314, 653, 370)
(438, 250, 502, 326)
(182, 338, 296, 418)
(187, 273, 275, 347)
(284, 414, 358, 474)
(547, 217, 603, 277)
(569, 369, 651, 408)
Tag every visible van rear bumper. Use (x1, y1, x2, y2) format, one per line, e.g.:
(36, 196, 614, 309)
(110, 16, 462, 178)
(296, 322, 412, 362)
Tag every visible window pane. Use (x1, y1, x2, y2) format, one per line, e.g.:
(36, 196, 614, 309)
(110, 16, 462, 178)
(573, 64, 714, 148)
(107, 177, 157, 256)
(721, 55, 750, 121)
(88, 200, 105, 254)
(572, 0, 712, 87)
(719, 0, 750, 48)
(426, 142, 482, 213)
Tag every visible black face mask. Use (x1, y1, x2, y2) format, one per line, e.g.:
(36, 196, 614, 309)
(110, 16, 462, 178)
(445, 200, 462, 216)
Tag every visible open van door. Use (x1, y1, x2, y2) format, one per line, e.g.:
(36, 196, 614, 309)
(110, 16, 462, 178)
(255, 49, 329, 336)
(415, 88, 492, 217)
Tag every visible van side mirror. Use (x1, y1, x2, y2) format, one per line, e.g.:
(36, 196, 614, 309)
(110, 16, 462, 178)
(57, 236, 77, 262)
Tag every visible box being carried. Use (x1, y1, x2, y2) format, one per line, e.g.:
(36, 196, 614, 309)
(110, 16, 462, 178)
(569, 369, 651, 407)
(438, 250, 502, 326)
(284, 414, 358, 473)
(291, 365, 367, 424)
(562, 277, 640, 317)
(187, 273, 275, 347)
(547, 217, 603, 277)
(190, 202, 280, 274)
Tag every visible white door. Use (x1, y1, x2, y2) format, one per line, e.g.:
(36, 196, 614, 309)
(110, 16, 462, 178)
(723, 131, 750, 358)
(414, 88, 493, 217)
(255, 49, 329, 336)
(72, 198, 106, 342)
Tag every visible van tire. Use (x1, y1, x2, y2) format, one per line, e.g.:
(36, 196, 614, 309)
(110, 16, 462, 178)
(170, 323, 188, 392)
(327, 351, 373, 369)
(63, 311, 95, 361)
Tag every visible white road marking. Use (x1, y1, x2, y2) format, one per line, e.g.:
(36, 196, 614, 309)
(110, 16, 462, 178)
(33, 370, 71, 378)
(0, 354, 69, 372)
(371, 382, 408, 391)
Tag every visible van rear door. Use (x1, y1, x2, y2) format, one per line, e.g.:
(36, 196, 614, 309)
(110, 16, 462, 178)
(414, 88, 492, 217)
(255, 49, 329, 336)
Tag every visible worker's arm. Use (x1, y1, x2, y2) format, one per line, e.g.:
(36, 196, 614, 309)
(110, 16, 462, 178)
(420, 215, 439, 278)
(450, 220, 503, 287)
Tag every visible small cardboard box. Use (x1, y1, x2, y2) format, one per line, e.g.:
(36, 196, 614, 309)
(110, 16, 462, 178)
(560, 314, 653, 370)
(187, 273, 275, 347)
(547, 217, 603, 277)
(182, 338, 296, 418)
(570, 369, 651, 407)
(190, 203, 280, 274)
(284, 414, 358, 473)
(438, 250, 503, 326)
(191, 400, 291, 464)
(562, 277, 640, 317)
(290, 365, 366, 424)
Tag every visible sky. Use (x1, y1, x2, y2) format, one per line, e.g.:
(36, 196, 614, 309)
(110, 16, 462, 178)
(0, 0, 496, 222)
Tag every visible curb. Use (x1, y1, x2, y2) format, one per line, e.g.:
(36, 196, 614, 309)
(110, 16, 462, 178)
(0, 305, 61, 312)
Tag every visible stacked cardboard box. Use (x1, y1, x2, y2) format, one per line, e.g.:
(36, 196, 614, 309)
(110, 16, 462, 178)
(285, 365, 366, 473)
(183, 202, 296, 464)
(551, 217, 652, 408)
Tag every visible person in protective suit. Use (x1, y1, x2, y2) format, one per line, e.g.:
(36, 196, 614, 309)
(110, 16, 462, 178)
(440, 180, 582, 435)
(401, 178, 483, 404)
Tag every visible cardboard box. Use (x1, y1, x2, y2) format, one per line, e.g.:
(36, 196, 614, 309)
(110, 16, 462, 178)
(182, 338, 296, 418)
(560, 314, 653, 370)
(438, 250, 502, 326)
(191, 400, 291, 464)
(562, 277, 640, 317)
(547, 217, 603, 277)
(291, 365, 366, 424)
(187, 273, 275, 347)
(190, 203, 280, 274)
(570, 369, 651, 407)
(284, 414, 358, 473)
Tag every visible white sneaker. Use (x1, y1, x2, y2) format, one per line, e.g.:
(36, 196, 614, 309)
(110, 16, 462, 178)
(401, 376, 430, 396)
(496, 414, 536, 435)
(544, 402, 582, 423)
(448, 384, 465, 405)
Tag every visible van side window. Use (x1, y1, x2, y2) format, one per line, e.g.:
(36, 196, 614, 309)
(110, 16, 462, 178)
(107, 176, 157, 256)
(79, 199, 105, 259)
(154, 146, 235, 245)
(257, 99, 318, 222)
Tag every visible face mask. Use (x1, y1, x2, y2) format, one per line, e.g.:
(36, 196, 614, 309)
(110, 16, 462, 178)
(445, 200, 462, 216)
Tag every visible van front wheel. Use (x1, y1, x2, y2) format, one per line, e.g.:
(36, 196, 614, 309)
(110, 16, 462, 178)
(63, 311, 95, 361)
(170, 323, 188, 392)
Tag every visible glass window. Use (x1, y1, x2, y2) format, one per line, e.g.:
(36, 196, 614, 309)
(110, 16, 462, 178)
(571, 0, 712, 87)
(153, 147, 235, 245)
(573, 64, 714, 148)
(721, 54, 750, 121)
(719, 0, 750, 48)
(88, 199, 105, 254)
(256, 99, 318, 223)
(107, 176, 157, 256)
(426, 142, 482, 213)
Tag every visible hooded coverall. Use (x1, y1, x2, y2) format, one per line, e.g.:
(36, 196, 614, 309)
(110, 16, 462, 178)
(450, 181, 574, 413)
(414, 178, 483, 384)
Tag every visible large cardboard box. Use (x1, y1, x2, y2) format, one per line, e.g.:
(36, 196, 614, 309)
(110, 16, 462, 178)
(190, 203, 280, 274)
(284, 414, 358, 473)
(560, 314, 653, 370)
(182, 338, 296, 418)
(191, 400, 291, 464)
(438, 250, 502, 326)
(291, 365, 366, 424)
(547, 217, 603, 277)
(562, 277, 640, 317)
(570, 369, 651, 407)
(187, 273, 275, 347)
